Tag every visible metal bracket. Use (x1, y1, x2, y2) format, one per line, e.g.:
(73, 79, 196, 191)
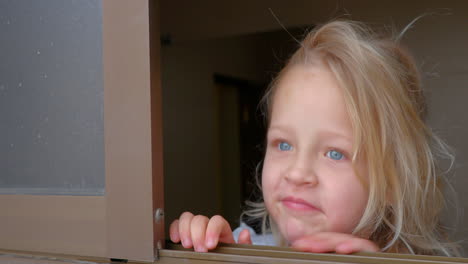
(154, 208, 165, 261)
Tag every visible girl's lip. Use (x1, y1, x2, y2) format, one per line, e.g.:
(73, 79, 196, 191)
(281, 196, 320, 212)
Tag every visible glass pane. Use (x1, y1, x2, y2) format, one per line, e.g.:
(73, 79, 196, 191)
(0, 0, 104, 195)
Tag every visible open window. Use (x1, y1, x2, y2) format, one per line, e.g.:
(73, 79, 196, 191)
(1, 0, 468, 263)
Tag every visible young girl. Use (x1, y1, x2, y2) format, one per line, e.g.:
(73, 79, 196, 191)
(169, 19, 458, 256)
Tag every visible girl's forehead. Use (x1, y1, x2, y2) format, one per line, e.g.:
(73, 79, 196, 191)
(272, 65, 346, 108)
(269, 65, 353, 137)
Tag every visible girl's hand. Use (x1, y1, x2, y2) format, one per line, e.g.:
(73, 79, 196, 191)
(169, 212, 252, 252)
(291, 232, 379, 254)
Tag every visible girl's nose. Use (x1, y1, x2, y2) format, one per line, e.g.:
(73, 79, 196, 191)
(284, 154, 318, 186)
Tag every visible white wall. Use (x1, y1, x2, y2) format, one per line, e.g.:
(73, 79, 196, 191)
(161, 0, 468, 255)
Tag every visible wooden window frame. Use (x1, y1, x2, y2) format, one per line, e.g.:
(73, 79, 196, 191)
(1, 243, 467, 264)
(159, 243, 468, 264)
(0, 0, 163, 262)
(1, 1, 467, 264)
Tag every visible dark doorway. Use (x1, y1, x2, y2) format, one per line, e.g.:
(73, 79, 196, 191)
(215, 74, 267, 231)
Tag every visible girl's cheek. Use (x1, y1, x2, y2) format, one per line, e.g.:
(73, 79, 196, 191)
(263, 153, 294, 192)
(261, 162, 273, 187)
(261, 159, 279, 193)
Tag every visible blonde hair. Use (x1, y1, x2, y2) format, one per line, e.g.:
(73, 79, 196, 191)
(244, 19, 459, 256)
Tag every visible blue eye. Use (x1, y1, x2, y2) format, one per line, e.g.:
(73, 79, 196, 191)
(278, 142, 292, 151)
(326, 150, 344, 160)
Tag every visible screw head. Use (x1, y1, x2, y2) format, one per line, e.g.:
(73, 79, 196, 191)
(154, 208, 164, 223)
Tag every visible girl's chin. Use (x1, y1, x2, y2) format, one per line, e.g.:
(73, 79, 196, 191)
(279, 217, 320, 244)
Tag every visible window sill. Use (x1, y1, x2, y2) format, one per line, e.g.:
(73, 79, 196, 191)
(159, 242, 468, 264)
(2, 244, 467, 264)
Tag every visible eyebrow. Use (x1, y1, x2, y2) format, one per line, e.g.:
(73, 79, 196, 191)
(267, 125, 294, 136)
(268, 125, 353, 143)
(318, 130, 353, 143)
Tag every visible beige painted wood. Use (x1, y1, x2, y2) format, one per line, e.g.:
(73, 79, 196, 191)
(0, 195, 106, 256)
(103, 0, 164, 262)
(0, 249, 110, 264)
(0, 253, 108, 264)
(0, 0, 163, 261)
(0, 255, 98, 264)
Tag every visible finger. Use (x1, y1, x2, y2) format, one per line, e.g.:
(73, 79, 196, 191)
(293, 232, 379, 254)
(190, 215, 210, 252)
(178, 212, 194, 248)
(293, 237, 336, 253)
(169, 219, 181, 243)
(335, 239, 379, 254)
(205, 215, 235, 249)
(237, 229, 252, 245)
(292, 233, 353, 253)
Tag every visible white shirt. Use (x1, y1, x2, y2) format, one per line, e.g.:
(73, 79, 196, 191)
(232, 222, 276, 246)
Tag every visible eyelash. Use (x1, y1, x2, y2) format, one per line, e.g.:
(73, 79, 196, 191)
(268, 138, 288, 148)
(270, 139, 348, 160)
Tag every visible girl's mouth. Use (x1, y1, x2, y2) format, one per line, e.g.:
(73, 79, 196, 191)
(281, 196, 320, 212)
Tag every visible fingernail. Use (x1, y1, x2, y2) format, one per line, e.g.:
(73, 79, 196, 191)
(171, 234, 179, 243)
(292, 240, 302, 246)
(206, 238, 215, 248)
(336, 243, 350, 253)
(196, 246, 207, 252)
(292, 240, 306, 249)
(183, 238, 191, 248)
